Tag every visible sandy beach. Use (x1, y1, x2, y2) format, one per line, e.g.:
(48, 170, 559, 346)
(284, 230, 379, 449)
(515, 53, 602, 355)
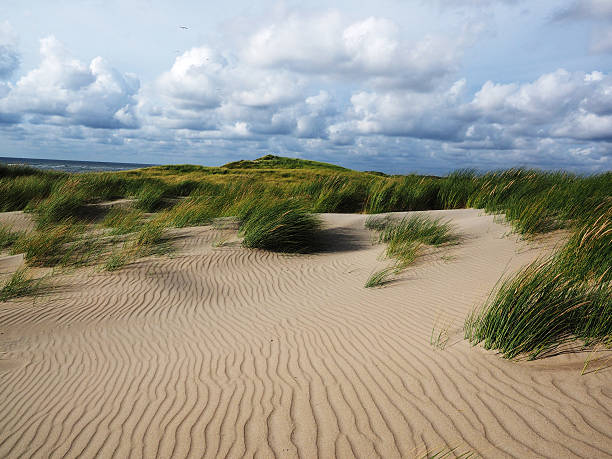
(0, 209, 610, 458)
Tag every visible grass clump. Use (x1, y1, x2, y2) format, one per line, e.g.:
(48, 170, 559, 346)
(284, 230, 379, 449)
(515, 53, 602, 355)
(368, 214, 459, 270)
(365, 214, 459, 287)
(465, 260, 611, 359)
(466, 204, 612, 359)
(102, 207, 144, 235)
(0, 268, 44, 302)
(135, 222, 166, 247)
(11, 223, 82, 266)
(103, 249, 132, 271)
(135, 183, 166, 212)
(377, 215, 459, 247)
(239, 199, 321, 253)
(365, 267, 394, 288)
(0, 225, 22, 250)
(162, 197, 215, 227)
(34, 179, 89, 226)
(101, 221, 170, 271)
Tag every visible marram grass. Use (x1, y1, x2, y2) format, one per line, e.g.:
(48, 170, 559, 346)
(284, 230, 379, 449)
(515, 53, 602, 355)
(102, 208, 144, 235)
(0, 268, 44, 302)
(366, 214, 459, 274)
(365, 267, 394, 288)
(465, 259, 611, 360)
(0, 225, 22, 250)
(466, 202, 612, 359)
(239, 199, 321, 253)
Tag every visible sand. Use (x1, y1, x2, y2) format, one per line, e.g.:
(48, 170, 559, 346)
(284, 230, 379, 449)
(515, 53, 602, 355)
(0, 209, 610, 458)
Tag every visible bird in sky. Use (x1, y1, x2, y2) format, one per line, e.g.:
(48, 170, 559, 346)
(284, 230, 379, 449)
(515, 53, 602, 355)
(179, 26, 189, 29)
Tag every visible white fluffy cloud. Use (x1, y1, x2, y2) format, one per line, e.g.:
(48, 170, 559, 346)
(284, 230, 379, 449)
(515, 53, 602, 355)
(469, 70, 612, 140)
(142, 45, 307, 136)
(0, 36, 139, 129)
(324, 69, 612, 166)
(242, 11, 461, 90)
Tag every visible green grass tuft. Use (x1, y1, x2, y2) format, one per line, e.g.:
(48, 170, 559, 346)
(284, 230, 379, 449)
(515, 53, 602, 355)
(0, 268, 44, 302)
(103, 249, 132, 272)
(135, 183, 167, 212)
(369, 215, 459, 271)
(0, 225, 23, 250)
(365, 267, 394, 288)
(239, 199, 321, 253)
(162, 197, 215, 227)
(11, 223, 82, 266)
(34, 179, 89, 226)
(365, 214, 460, 287)
(102, 207, 144, 235)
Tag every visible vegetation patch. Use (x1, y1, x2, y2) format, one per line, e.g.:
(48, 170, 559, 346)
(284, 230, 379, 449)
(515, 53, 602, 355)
(134, 183, 167, 212)
(366, 214, 460, 283)
(161, 197, 215, 228)
(239, 199, 321, 253)
(365, 267, 394, 288)
(465, 205, 612, 359)
(0, 158, 609, 360)
(11, 223, 83, 266)
(0, 268, 45, 302)
(0, 225, 23, 250)
(102, 208, 144, 235)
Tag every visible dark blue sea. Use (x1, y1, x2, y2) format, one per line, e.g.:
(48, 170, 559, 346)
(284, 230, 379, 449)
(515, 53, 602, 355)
(0, 156, 156, 173)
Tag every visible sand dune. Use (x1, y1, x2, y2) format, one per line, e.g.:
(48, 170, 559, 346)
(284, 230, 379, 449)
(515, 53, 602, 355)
(0, 209, 610, 458)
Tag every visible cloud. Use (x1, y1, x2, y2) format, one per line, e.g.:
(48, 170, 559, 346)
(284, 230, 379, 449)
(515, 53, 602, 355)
(469, 69, 612, 141)
(554, 0, 612, 21)
(323, 69, 612, 168)
(552, 1, 612, 55)
(241, 11, 462, 91)
(142, 44, 307, 135)
(0, 8, 610, 174)
(0, 21, 20, 80)
(329, 79, 468, 142)
(0, 36, 140, 129)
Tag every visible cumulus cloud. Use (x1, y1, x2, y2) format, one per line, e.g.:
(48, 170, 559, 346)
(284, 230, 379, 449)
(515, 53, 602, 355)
(469, 69, 612, 140)
(328, 79, 468, 143)
(322, 68, 612, 168)
(0, 36, 140, 129)
(242, 11, 462, 91)
(142, 45, 307, 136)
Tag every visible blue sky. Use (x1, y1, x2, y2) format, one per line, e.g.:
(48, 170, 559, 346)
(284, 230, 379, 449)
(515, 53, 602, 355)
(1, 0, 611, 174)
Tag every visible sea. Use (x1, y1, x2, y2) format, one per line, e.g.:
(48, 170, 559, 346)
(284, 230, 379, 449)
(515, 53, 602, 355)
(0, 156, 156, 173)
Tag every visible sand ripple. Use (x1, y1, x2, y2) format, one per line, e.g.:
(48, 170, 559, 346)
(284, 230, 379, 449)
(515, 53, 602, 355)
(0, 209, 610, 458)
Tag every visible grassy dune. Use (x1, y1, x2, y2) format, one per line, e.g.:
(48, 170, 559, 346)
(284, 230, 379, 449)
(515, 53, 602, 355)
(0, 155, 610, 359)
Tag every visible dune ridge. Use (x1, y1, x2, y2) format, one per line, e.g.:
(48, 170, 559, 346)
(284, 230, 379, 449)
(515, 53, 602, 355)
(0, 209, 610, 458)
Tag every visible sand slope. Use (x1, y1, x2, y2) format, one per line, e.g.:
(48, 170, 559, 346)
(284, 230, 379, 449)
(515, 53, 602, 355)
(0, 209, 610, 458)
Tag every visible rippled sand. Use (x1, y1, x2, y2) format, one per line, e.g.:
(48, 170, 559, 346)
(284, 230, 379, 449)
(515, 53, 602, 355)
(1, 209, 610, 458)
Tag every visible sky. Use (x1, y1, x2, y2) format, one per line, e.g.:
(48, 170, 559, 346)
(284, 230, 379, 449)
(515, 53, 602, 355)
(0, 0, 611, 174)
